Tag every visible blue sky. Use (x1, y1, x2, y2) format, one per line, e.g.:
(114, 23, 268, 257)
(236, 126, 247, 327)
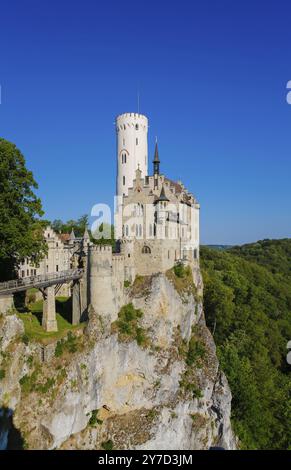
(0, 0, 290, 244)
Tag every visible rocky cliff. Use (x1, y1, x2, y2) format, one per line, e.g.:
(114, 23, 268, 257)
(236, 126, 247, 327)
(0, 268, 236, 450)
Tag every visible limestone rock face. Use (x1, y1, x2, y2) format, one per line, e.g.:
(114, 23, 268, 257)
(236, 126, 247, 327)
(0, 270, 236, 450)
(0, 315, 24, 352)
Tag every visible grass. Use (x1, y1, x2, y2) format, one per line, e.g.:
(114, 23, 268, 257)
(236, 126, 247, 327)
(17, 297, 85, 344)
(178, 326, 207, 400)
(130, 275, 152, 297)
(179, 372, 203, 399)
(166, 263, 197, 299)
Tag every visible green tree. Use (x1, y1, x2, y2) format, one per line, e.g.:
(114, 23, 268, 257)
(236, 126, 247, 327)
(201, 243, 291, 449)
(0, 138, 46, 280)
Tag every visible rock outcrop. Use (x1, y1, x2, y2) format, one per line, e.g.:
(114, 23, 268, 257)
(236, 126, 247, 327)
(0, 269, 236, 450)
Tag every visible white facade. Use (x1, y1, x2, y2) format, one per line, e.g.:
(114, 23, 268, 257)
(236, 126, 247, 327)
(116, 113, 148, 197)
(18, 226, 72, 278)
(114, 110, 200, 263)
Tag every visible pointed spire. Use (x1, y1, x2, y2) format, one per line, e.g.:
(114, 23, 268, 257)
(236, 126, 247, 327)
(70, 229, 75, 240)
(153, 139, 160, 163)
(159, 185, 169, 201)
(154, 185, 169, 204)
(83, 226, 90, 241)
(153, 138, 160, 178)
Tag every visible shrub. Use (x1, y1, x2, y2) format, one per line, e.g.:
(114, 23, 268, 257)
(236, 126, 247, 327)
(112, 304, 149, 347)
(21, 334, 29, 345)
(124, 280, 130, 288)
(174, 262, 185, 278)
(55, 332, 78, 357)
(89, 409, 103, 427)
(0, 369, 5, 380)
(55, 340, 64, 357)
(101, 439, 114, 450)
(186, 337, 205, 367)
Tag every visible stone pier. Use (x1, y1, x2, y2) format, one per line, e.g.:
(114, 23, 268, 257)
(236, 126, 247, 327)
(42, 286, 57, 332)
(0, 294, 14, 315)
(72, 281, 81, 325)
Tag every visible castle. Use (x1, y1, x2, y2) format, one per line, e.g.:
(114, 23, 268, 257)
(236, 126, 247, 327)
(15, 111, 200, 328)
(87, 112, 200, 321)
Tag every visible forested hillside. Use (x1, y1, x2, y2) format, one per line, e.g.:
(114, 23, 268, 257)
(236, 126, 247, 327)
(200, 240, 291, 449)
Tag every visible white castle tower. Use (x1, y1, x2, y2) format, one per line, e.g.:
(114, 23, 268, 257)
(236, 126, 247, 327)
(116, 112, 148, 197)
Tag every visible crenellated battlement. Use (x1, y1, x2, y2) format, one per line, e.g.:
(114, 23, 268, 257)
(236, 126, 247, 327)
(89, 244, 112, 253)
(116, 112, 148, 123)
(112, 254, 125, 262)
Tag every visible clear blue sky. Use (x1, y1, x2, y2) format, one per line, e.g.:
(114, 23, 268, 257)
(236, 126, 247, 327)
(0, 0, 290, 244)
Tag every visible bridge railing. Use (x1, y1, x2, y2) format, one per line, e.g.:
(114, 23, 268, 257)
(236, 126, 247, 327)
(0, 269, 83, 293)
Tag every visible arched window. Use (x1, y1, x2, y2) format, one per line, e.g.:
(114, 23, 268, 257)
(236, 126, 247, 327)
(135, 225, 138, 237)
(139, 224, 142, 237)
(125, 225, 129, 237)
(135, 124, 139, 130)
(194, 248, 198, 259)
(142, 245, 151, 254)
(168, 250, 170, 259)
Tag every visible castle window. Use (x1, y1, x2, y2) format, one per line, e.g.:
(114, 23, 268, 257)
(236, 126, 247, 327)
(139, 224, 142, 237)
(194, 248, 198, 259)
(136, 138, 138, 145)
(168, 250, 170, 259)
(123, 176, 125, 186)
(56, 265, 59, 272)
(135, 124, 139, 130)
(142, 245, 151, 254)
(125, 225, 129, 236)
(123, 138, 125, 145)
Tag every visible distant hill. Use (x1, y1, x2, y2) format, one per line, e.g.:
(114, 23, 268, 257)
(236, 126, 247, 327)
(204, 244, 233, 251)
(200, 240, 291, 450)
(228, 238, 291, 276)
